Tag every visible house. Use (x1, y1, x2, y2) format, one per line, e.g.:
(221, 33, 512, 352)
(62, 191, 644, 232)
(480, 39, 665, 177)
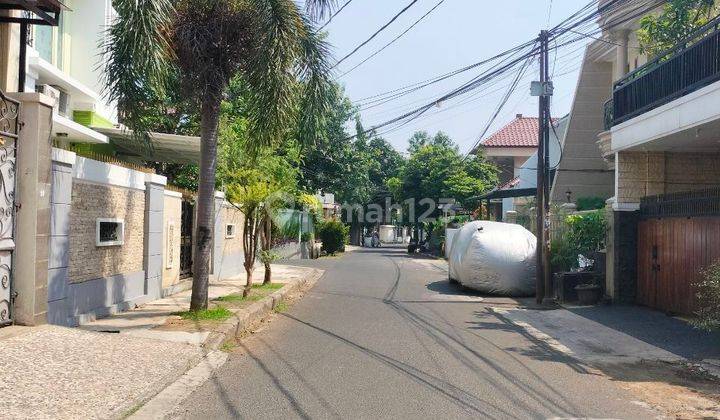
(315, 192, 340, 220)
(558, 0, 720, 316)
(601, 10, 720, 315)
(472, 114, 541, 218)
(0, 2, 241, 327)
(549, 1, 670, 206)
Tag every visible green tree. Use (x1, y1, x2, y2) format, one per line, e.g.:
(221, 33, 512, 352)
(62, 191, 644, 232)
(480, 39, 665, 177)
(397, 131, 498, 231)
(638, 0, 718, 56)
(407, 131, 455, 154)
(105, 0, 334, 310)
(225, 157, 296, 296)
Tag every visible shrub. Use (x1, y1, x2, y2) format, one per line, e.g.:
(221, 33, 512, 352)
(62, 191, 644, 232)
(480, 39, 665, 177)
(693, 261, 720, 331)
(566, 210, 606, 257)
(550, 237, 577, 273)
(575, 196, 606, 211)
(551, 210, 607, 273)
(317, 220, 349, 255)
(300, 232, 314, 243)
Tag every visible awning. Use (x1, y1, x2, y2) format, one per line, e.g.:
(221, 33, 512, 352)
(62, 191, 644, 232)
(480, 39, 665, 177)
(93, 126, 201, 164)
(53, 114, 108, 144)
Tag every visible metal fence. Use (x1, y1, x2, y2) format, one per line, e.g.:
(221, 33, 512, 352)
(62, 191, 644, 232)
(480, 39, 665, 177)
(640, 187, 720, 218)
(526, 208, 598, 241)
(612, 16, 720, 125)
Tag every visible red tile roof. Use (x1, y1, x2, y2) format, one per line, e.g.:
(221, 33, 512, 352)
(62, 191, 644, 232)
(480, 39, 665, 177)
(481, 116, 540, 148)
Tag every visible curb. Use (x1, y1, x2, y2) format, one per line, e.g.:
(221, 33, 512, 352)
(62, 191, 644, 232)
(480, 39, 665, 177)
(127, 351, 228, 420)
(203, 267, 324, 351)
(124, 267, 324, 419)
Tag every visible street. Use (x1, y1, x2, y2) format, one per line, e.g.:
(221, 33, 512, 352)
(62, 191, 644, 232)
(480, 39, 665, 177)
(175, 246, 657, 419)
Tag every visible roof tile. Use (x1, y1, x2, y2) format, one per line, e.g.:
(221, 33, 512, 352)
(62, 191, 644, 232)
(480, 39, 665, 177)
(481, 117, 541, 148)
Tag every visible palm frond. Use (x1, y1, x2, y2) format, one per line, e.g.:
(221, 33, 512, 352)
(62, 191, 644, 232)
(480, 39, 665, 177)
(296, 14, 333, 146)
(103, 0, 176, 143)
(244, 0, 305, 154)
(304, 0, 336, 21)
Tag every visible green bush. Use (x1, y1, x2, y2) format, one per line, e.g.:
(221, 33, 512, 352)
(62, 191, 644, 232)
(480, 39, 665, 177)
(552, 210, 607, 273)
(693, 261, 720, 331)
(550, 237, 577, 273)
(300, 232, 314, 243)
(566, 210, 606, 257)
(575, 196, 606, 211)
(317, 220, 349, 255)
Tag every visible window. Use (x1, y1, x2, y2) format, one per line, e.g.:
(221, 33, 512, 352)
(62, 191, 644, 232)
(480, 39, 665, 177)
(225, 224, 236, 239)
(96, 218, 125, 247)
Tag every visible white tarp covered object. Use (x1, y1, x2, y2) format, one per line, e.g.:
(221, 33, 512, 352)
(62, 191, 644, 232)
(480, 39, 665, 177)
(445, 228, 459, 259)
(448, 221, 536, 296)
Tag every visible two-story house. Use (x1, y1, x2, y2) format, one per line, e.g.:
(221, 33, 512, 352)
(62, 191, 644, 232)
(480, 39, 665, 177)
(0, 0, 200, 162)
(602, 12, 720, 315)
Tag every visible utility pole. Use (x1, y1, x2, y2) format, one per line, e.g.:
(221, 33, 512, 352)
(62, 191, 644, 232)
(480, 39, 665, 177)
(532, 30, 553, 305)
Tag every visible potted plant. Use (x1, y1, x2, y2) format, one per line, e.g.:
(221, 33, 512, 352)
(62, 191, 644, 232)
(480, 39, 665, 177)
(575, 280, 602, 305)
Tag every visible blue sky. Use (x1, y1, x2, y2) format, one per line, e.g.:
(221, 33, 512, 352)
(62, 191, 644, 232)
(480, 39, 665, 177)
(321, 0, 593, 154)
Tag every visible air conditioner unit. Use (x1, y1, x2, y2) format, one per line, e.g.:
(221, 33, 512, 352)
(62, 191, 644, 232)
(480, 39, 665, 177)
(36, 84, 70, 116)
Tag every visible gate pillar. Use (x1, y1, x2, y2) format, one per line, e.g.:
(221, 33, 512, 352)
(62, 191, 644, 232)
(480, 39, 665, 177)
(12, 92, 54, 325)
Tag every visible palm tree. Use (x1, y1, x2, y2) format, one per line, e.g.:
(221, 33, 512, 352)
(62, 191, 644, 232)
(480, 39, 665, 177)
(104, 0, 335, 310)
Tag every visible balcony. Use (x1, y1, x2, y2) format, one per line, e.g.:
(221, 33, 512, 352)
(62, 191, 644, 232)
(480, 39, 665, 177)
(609, 17, 720, 127)
(607, 16, 720, 154)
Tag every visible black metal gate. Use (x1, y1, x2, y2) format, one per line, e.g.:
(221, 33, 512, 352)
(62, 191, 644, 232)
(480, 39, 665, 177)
(179, 199, 194, 279)
(0, 91, 19, 326)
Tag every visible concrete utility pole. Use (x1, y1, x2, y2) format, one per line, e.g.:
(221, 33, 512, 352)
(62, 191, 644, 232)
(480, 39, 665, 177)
(532, 30, 553, 305)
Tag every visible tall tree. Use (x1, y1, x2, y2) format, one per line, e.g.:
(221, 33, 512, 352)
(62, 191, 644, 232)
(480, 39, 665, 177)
(396, 131, 498, 229)
(105, 0, 334, 310)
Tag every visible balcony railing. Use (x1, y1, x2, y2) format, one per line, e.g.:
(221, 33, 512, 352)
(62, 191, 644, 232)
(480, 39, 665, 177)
(611, 16, 720, 126)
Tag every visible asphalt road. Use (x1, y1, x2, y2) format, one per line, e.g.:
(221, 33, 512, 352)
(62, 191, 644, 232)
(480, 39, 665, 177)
(176, 246, 657, 419)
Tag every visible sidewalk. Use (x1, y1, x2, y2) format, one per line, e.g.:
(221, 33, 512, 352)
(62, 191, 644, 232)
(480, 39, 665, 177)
(498, 304, 720, 366)
(0, 264, 323, 420)
(493, 303, 720, 418)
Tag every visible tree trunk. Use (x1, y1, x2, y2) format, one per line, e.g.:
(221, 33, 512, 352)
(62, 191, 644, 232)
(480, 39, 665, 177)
(264, 263, 271, 285)
(262, 216, 272, 285)
(244, 265, 253, 297)
(190, 90, 222, 311)
(243, 213, 257, 298)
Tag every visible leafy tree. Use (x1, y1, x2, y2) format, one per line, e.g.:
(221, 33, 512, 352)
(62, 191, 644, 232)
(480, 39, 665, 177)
(396, 131, 498, 235)
(407, 131, 455, 155)
(105, 0, 334, 310)
(638, 0, 719, 56)
(225, 159, 295, 296)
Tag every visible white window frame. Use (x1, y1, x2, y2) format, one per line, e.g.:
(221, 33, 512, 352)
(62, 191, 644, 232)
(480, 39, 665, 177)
(225, 223, 236, 239)
(96, 218, 125, 247)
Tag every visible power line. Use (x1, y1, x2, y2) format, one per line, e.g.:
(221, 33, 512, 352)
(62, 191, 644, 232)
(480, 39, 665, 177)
(355, 40, 537, 109)
(337, 0, 448, 78)
(347, 0, 650, 145)
(332, 0, 421, 69)
(318, 0, 355, 31)
(465, 53, 535, 158)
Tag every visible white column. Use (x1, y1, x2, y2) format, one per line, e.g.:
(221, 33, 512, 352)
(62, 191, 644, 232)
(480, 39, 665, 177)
(614, 29, 630, 80)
